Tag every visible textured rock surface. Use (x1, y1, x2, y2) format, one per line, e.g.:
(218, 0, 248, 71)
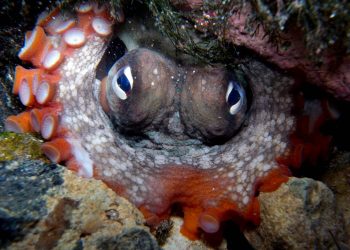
(171, 0, 350, 101)
(0, 133, 44, 161)
(162, 217, 227, 250)
(223, 4, 350, 102)
(0, 132, 217, 249)
(97, 227, 161, 250)
(0, 70, 23, 132)
(244, 177, 349, 250)
(320, 151, 350, 247)
(0, 158, 159, 249)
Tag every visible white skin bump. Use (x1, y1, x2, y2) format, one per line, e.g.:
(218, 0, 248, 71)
(36, 82, 49, 104)
(18, 27, 38, 57)
(64, 28, 86, 47)
(55, 19, 75, 33)
(43, 50, 61, 69)
(92, 17, 112, 36)
(19, 79, 31, 105)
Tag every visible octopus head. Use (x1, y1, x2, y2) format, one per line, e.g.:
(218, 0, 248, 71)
(101, 48, 248, 145)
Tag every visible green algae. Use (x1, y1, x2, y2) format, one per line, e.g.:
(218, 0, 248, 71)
(0, 132, 46, 161)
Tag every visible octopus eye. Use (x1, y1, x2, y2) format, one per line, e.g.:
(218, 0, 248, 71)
(112, 65, 133, 100)
(103, 49, 176, 133)
(226, 81, 245, 115)
(180, 67, 248, 144)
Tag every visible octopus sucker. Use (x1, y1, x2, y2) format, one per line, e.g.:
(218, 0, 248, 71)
(4, 1, 335, 241)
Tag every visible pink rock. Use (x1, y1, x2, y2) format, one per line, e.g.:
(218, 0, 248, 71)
(172, 0, 350, 101)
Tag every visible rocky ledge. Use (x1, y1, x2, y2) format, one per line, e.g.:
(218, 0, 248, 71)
(0, 156, 160, 250)
(169, 0, 350, 101)
(244, 177, 349, 250)
(0, 133, 349, 249)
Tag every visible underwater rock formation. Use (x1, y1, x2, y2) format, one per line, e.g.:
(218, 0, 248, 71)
(167, 0, 350, 101)
(244, 177, 348, 249)
(0, 157, 158, 249)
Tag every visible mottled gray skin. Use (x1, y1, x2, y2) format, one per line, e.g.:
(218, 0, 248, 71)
(55, 31, 295, 214)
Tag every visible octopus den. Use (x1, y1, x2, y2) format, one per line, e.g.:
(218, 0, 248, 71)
(0, 0, 349, 249)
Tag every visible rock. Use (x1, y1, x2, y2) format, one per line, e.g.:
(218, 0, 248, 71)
(170, 0, 350, 101)
(98, 227, 161, 250)
(162, 217, 227, 250)
(319, 151, 350, 247)
(223, 4, 350, 102)
(0, 132, 44, 161)
(244, 177, 349, 250)
(0, 158, 159, 249)
(0, 69, 23, 132)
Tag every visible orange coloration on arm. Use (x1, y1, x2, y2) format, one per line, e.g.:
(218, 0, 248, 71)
(19, 26, 52, 67)
(13, 66, 43, 95)
(77, 12, 95, 34)
(126, 164, 289, 240)
(5, 111, 34, 133)
(256, 166, 291, 193)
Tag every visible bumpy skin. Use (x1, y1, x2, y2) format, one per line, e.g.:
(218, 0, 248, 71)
(100, 50, 295, 237)
(5, 1, 311, 240)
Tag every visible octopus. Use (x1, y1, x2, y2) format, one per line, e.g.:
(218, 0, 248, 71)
(4, 1, 333, 240)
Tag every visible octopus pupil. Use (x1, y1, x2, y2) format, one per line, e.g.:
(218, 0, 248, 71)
(228, 87, 240, 106)
(117, 73, 131, 93)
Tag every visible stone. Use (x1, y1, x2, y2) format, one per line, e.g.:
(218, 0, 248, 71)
(0, 158, 159, 249)
(244, 177, 349, 250)
(170, 0, 350, 101)
(98, 227, 161, 250)
(319, 151, 350, 247)
(162, 217, 227, 250)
